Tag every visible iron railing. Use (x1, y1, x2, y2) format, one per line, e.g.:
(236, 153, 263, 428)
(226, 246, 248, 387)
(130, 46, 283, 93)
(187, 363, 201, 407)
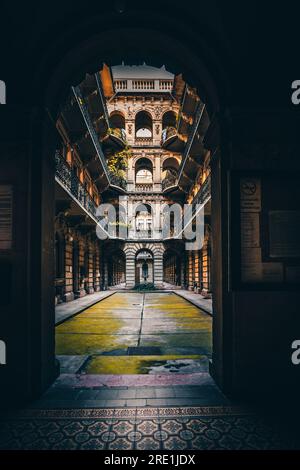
(162, 174, 177, 191)
(95, 72, 110, 125)
(109, 172, 127, 190)
(161, 126, 177, 145)
(72, 86, 109, 179)
(107, 127, 127, 143)
(55, 150, 98, 219)
(191, 175, 211, 215)
(177, 102, 205, 181)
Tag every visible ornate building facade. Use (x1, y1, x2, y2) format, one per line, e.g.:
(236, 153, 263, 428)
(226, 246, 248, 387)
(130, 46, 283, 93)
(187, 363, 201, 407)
(54, 63, 212, 301)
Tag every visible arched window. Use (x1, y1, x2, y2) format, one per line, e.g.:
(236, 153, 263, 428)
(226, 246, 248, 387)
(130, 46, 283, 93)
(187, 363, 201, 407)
(162, 157, 180, 180)
(135, 203, 152, 231)
(135, 111, 153, 138)
(110, 111, 125, 131)
(135, 157, 153, 184)
(162, 111, 177, 130)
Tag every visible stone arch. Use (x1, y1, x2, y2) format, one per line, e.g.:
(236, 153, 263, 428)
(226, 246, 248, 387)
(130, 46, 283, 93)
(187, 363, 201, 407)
(162, 110, 177, 129)
(109, 110, 126, 130)
(13, 17, 226, 400)
(124, 242, 165, 288)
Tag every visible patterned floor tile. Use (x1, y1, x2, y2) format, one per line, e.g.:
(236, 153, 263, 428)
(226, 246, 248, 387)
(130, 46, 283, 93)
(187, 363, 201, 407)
(0, 406, 298, 450)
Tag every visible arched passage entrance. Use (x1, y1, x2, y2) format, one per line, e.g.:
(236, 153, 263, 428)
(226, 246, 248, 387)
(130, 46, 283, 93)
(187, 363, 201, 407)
(2, 20, 233, 405)
(135, 249, 154, 285)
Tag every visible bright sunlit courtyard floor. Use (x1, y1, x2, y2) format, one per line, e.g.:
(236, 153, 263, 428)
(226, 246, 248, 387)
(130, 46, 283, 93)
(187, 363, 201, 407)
(56, 292, 212, 375)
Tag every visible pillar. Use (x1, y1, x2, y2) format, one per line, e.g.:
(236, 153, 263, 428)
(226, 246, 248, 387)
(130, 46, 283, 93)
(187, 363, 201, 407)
(125, 252, 135, 288)
(63, 235, 74, 302)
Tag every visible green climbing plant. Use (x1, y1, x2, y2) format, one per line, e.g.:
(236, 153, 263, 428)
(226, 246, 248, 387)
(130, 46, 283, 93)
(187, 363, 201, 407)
(107, 146, 131, 180)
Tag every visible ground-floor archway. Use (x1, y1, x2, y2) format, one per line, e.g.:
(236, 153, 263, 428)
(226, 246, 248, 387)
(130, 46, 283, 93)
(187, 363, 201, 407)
(135, 249, 154, 285)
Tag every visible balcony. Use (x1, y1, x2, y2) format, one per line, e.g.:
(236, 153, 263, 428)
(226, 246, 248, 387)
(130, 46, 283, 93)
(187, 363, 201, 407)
(130, 229, 162, 240)
(177, 102, 206, 186)
(161, 127, 185, 152)
(72, 86, 110, 181)
(102, 127, 127, 150)
(134, 136, 153, 147)
(55, 150, 98, 221)
(162, 175, 177, 192)
(134, 183, 153, 192)
(192, 175, 211, 212)
(109, 173, 127, 191)
(114, 79, 173, 93)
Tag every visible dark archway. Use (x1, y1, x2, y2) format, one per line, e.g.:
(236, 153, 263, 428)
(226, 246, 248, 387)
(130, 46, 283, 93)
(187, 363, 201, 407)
(135, 248, 154, 285)
(4, 21, 227, 403)
(162, 110, 177, 130)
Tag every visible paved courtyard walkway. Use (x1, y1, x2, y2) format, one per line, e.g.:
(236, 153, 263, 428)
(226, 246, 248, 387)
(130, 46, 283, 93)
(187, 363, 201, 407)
(56, 292, 212, 375)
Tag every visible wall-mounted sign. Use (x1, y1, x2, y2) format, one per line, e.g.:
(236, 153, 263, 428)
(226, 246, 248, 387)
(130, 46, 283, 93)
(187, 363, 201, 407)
(240, 212, 260, 247)
(0, 186, 13, 250)
(240, 178, 261, 212)
(269, 211, 300, 258)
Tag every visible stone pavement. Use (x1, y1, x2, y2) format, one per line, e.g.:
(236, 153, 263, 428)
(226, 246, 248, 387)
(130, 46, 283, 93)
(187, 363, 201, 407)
(55, 291, 114, 325)
(55, 292, 212, 374)
(173, 290, 213, 315)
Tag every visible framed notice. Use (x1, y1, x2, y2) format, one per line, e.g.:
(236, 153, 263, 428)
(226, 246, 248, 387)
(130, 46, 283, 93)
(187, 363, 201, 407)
(0, 185, 13, 250)
(240, 178, 261, 212)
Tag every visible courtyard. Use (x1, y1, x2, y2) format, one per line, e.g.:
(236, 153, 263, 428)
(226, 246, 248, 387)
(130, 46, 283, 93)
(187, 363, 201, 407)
(56, 292, 212, 375)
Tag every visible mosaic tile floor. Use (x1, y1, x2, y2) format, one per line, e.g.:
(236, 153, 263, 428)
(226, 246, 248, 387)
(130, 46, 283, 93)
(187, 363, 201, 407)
(0, 406, 297, 450)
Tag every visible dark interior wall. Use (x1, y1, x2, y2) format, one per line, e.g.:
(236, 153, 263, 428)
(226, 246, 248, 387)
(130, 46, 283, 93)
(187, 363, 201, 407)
(227, 112, 300, 398)
(0, 113, 31, 401)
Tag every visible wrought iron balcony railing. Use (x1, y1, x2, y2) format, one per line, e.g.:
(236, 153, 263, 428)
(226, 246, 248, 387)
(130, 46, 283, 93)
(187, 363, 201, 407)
(107, 127, 127, 143)
(109, 172, 127, 190)
(55, 150, 98, 219)
(72, 86, 109, 179)
(161, 126, 177, 144)
(178, 102, 205, 181)
(191, 174, 211, 215)
(162, 175, 177, 191)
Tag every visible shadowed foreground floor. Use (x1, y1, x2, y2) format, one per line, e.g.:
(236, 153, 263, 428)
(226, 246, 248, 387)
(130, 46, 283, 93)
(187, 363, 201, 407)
(0, 406, 298, 450)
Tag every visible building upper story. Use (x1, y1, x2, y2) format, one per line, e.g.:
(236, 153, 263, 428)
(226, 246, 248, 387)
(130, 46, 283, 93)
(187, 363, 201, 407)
(54, 63, 214, 239)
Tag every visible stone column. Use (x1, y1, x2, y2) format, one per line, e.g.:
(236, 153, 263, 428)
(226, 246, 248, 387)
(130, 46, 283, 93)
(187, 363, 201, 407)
(125, 253, 136, 288)
(76, 238, 86, 298)
(154, 252, 163, 287)
(63, 235, 74, 302)
(94, 244, 100, 292)
(86, 241, 95, 294)
(124, 243, 136, 288)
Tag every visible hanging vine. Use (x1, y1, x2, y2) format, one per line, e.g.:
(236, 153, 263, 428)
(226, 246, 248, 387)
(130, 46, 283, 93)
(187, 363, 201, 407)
(107, 145, 131, 179)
